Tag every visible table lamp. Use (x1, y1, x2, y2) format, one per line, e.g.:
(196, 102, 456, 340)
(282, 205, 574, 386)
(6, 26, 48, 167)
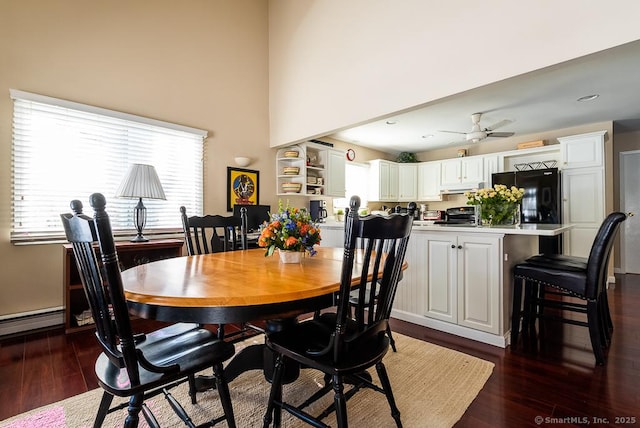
(116, 163, 166, 242)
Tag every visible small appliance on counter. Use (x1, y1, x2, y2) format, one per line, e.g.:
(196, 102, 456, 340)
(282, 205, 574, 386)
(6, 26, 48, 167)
(309, 200, 327, 222)
(391, 202, 420, 220)
(433, 206, 477, 225)
(423, 210, 445, 222)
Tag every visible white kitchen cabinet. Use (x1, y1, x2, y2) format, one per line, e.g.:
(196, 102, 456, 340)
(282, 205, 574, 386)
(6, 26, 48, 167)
(393, 231, 428, 317)
(483, 154, 500, 186)
(418, 161, 442, 201)
(368, 159, 399, 201)
(562, 167, 605, 257)
(423, 232, 501, 334)
(325, 148, 346, 197)
(423, 233, 457, 323)
(440, 156, 484, 190)
(398, 163, 418, 201)
(318, 225, 344, 248)
(558, 131, 606, 256)
(560, 130, 606, 169)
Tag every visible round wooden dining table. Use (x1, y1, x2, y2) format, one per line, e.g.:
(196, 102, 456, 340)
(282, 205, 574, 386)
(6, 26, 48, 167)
(122, 246, 374, 385)
(121, 246, 356, 325)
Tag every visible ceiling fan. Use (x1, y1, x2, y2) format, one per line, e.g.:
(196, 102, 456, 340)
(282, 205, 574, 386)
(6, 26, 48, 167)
(440, 113, 514, 143)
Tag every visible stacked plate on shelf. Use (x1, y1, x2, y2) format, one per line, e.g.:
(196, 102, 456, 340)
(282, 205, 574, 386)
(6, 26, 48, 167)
(283, 150, 299, 158)
(283, 166, 299, 175)
(282, 182, 302, 193)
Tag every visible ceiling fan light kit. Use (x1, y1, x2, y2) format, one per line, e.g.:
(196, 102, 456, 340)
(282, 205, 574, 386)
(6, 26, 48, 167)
(442, 112, 515, 144)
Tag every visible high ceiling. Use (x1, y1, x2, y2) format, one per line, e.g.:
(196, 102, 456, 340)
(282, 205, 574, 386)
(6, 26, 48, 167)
(329, 40, 640, 154)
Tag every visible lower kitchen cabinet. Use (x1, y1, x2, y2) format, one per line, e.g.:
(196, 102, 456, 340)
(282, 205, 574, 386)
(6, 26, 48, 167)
(423, 232, 500, 334)
(319, 224, 345, 248)
(392, 229, 539, 347)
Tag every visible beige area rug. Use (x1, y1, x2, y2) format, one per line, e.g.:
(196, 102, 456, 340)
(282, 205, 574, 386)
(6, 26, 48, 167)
(0, 334, 494, 428)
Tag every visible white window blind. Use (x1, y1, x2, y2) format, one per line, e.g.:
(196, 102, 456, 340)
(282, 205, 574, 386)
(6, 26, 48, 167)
(10, 89, 205, 242)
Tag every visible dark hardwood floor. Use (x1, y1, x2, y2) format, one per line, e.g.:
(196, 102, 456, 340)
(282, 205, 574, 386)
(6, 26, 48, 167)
(1, 274, 639, 426)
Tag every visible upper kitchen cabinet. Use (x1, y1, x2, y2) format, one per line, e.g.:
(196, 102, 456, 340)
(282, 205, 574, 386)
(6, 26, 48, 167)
(369, 159, 399, 201)
(276, 142, 345, 197)
(418, 161, 442, 201)
(325, 148, 346, 197)
(559, 130, 606, 169)
(440, 156, 484, 191)
(398, 163, 418, 201)
(483, 155, 500, 186)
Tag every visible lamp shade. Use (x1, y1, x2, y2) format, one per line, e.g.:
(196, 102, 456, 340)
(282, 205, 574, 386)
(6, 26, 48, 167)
(116, 164, 166, 200)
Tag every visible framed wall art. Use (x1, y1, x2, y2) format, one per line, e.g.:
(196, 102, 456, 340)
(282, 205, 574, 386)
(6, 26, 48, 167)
(227, 167, 259, 211)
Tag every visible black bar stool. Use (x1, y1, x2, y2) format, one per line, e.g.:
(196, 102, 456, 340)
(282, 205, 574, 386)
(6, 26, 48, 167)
(511, 212, 626, 365)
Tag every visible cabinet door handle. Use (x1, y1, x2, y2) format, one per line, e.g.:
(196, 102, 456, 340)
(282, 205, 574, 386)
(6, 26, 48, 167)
(457, 245, 463, 249)
(451, 244, 456, 249)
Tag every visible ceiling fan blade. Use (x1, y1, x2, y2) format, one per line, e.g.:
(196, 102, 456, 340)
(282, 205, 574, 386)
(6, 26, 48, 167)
(485, 119, 512, 131)
(486, 131, 515, 138)
(439, 130, 466, 135)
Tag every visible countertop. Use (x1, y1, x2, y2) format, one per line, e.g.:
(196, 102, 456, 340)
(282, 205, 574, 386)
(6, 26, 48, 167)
(319, 219, 572, 236)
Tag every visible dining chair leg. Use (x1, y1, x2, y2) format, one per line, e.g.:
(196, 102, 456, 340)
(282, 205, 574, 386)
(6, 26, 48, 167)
(376, 361, 403, 428)
(587, 301, 606, 365)
(263, 354, 285, 428)
(332, 375, 348, 428)
(602, 288, 614, 333)
(521, 279, 535, 350)
(188, 374, 197, 404)
(386, 325, 397, 352)
(510, 276, 524, 347)
(213, 362, 237, 428)
(124, 393, 144, 428)
(93, 391, 114, 428)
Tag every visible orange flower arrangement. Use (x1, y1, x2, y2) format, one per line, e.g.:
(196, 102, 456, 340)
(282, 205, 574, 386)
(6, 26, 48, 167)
(258, 200, 322, 256)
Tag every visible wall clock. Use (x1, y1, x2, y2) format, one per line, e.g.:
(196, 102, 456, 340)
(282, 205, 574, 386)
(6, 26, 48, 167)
(346, 148, 356, 161)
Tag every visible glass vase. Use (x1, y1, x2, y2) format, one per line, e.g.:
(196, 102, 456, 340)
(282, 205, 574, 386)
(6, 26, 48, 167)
(278, 249, 302, 264)
(479, 204, 520, 226)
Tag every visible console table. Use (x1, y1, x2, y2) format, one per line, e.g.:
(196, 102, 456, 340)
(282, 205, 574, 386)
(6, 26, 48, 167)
(62, 238, 184, 333)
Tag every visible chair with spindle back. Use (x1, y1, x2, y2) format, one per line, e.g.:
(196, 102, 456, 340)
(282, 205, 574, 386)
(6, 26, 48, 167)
(62, 195, 236, 428)
(180, 206, 258, 341)
(262, 195, 412, 428)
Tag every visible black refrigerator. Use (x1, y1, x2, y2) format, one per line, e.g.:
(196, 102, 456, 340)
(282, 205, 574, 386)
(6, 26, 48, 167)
(492, 168, 562, 254)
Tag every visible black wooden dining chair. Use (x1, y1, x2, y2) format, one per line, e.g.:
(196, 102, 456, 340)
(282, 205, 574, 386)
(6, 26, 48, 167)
(181, 206, 257, 341)
(61, 194, 236, 428)
(511, 211, 626, 365)
(181, 206, 248, 254)
(262, 195, 413, 428)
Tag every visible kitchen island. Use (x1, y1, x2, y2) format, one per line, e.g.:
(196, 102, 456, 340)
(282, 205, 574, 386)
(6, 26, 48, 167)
(319, 220, 572, 348)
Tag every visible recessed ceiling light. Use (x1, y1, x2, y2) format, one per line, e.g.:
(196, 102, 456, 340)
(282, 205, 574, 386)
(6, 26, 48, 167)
(422, 134, 434, 139)
(577, 94, 599, 102)
(385, 120, 397, 125)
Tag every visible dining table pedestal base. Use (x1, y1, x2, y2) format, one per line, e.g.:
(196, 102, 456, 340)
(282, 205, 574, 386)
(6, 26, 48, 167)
(195, 319, 301, 392)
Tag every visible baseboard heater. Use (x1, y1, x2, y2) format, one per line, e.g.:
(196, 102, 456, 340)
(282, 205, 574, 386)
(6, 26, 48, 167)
(0, 306, 64, 337)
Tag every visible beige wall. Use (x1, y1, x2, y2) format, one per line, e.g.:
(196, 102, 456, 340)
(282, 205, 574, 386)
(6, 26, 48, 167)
(0, 1, 271, 317)
(268, 0, 640, 147)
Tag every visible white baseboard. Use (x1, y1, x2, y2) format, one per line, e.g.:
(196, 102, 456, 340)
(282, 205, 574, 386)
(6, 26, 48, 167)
(0, 307, 64, 336)
(390, 309, 508, 348)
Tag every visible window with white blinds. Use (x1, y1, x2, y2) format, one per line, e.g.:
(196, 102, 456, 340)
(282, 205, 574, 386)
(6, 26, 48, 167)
(333, 162, 369, 211)
(10, 89, 205, 243)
